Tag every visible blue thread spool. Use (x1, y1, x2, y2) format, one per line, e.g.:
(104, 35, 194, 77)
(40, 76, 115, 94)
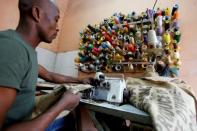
(79, 56, 88, 63)
(101, 42, 108, 49)
(143, 31, 148, 44)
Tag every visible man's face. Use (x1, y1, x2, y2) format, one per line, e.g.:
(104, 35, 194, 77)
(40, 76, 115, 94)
(38, 2, 60, 43)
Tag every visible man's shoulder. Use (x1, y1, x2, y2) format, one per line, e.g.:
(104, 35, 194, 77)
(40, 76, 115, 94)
(0, 29, 14, 38)
(0, 29, 27, 51)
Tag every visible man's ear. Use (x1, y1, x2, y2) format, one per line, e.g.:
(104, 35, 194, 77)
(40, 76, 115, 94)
(31, 6, 42, 22)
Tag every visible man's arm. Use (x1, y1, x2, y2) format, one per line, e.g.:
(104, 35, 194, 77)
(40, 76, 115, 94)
(38, 65, 90, 84)
(0, 87, 17, 129)
(0, 87, 80, 131)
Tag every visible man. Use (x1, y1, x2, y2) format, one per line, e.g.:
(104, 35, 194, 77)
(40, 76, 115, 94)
(0, 0, 89, 130)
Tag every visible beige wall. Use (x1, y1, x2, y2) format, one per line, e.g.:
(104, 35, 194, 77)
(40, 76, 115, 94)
(0, 0, 69, 52)
(0, 0, 197, 93)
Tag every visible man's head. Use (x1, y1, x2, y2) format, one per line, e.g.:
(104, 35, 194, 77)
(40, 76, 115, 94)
(18, 0, 60, 43)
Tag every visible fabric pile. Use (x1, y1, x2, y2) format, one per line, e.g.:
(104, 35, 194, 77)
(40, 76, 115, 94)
(126, 75, 197, 131)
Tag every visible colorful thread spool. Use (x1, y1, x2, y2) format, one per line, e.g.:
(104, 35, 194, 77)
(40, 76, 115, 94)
(173, 50, 180, 59)
(135, 31, 142, 42)
(157, 15, 163, 27)
(148, 30, 158, 47)
(114, 64, 122, 71)
(171, 4, 179, 16)
(173, 11, 179, 20)
(174, 30, 181, 43)
(165, 8, 171, 16)
(156, 26, 163, 36)
(92, 47, 100, 55)
(163, 32, 171, 45)
(143, 31, 148, 44)
(172, 19, 179, 29)
(127, 43, 136, 52)
(164, 17, 170, 31)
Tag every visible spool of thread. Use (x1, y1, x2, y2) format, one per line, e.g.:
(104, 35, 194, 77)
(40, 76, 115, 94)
(157, 15, 163, 27)
(79, 56, 88, 63)
(102, 32, 112, 43)
(99, 36, 105, 43)
(172, 19, 179, 29)
(114, 53, 123, 61)
(123, 27, 129, 33)
(78, 50, 85, 57)
(124, 35, 129, 42)
(135, 31, 142, 41)
(173, 51, 180, 59)
(101, 42, 108, 49)
(164, 20, 170, 31)
(141, 44, 148, 51)
(115, 46, 124, 55)
(148, 30, 158, 47)
(163, 32, 171, 44)
(112, 25, 118, 31)
(115, 64, 122, 71)
(87, 44, 93, 51)
(89, 64, 95, 71)
(156, 26, 163, 36)
(165, 8, 171, 16)
(127, 43, 136, 52)
(143, 31, 148, 44)
(173, 11, 179, 20)
(95, 59, 100, 65)
(107, 26, 112, 34)
(79, 63, 87, 72)
(92, 47, 100, 55)
(171, 4, 179, 16)
(74, 57, 80, 63)
(129, 36, 135, 44)
(87, 24, 96, 33)
(101, 26, 107, 31)
(129, 64, 134, 71)
(114, 16, 120, 24)
(174, 30, 181, 43)
(106, 41, 114, 50)
(112, 35, 118, 41)
(134, 49, 141, 59)
(91, 54, 97, 60)
(118, 35, 123, 40)
(105, 65, 112, 72)
(156, 35, 162, 41)
(146, 9, 154, 19)
(156, 8, 162, 17)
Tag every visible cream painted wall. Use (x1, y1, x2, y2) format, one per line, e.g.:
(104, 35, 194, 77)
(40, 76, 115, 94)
(0, 0, 69, 52)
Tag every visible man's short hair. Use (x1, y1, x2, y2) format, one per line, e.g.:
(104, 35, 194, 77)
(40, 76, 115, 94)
(18, 0, 33, 13)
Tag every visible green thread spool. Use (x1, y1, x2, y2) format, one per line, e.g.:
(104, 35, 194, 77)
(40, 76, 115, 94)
(174, 30, 181, 43)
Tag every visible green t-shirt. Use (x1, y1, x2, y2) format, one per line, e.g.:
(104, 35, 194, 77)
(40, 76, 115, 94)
(0, 29, 38, 126)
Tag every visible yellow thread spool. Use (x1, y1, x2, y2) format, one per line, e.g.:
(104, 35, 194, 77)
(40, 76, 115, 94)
(165, 8, 171, 16)
(163, 32, 171, 44)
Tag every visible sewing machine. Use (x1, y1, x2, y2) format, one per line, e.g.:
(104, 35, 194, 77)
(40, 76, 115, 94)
(81, 72, 126, 104)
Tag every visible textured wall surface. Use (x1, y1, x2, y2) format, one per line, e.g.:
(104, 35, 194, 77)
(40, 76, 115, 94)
(0, 0, 69, 52)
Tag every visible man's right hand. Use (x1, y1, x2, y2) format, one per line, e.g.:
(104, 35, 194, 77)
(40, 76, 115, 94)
(57, 91, 81, 111)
